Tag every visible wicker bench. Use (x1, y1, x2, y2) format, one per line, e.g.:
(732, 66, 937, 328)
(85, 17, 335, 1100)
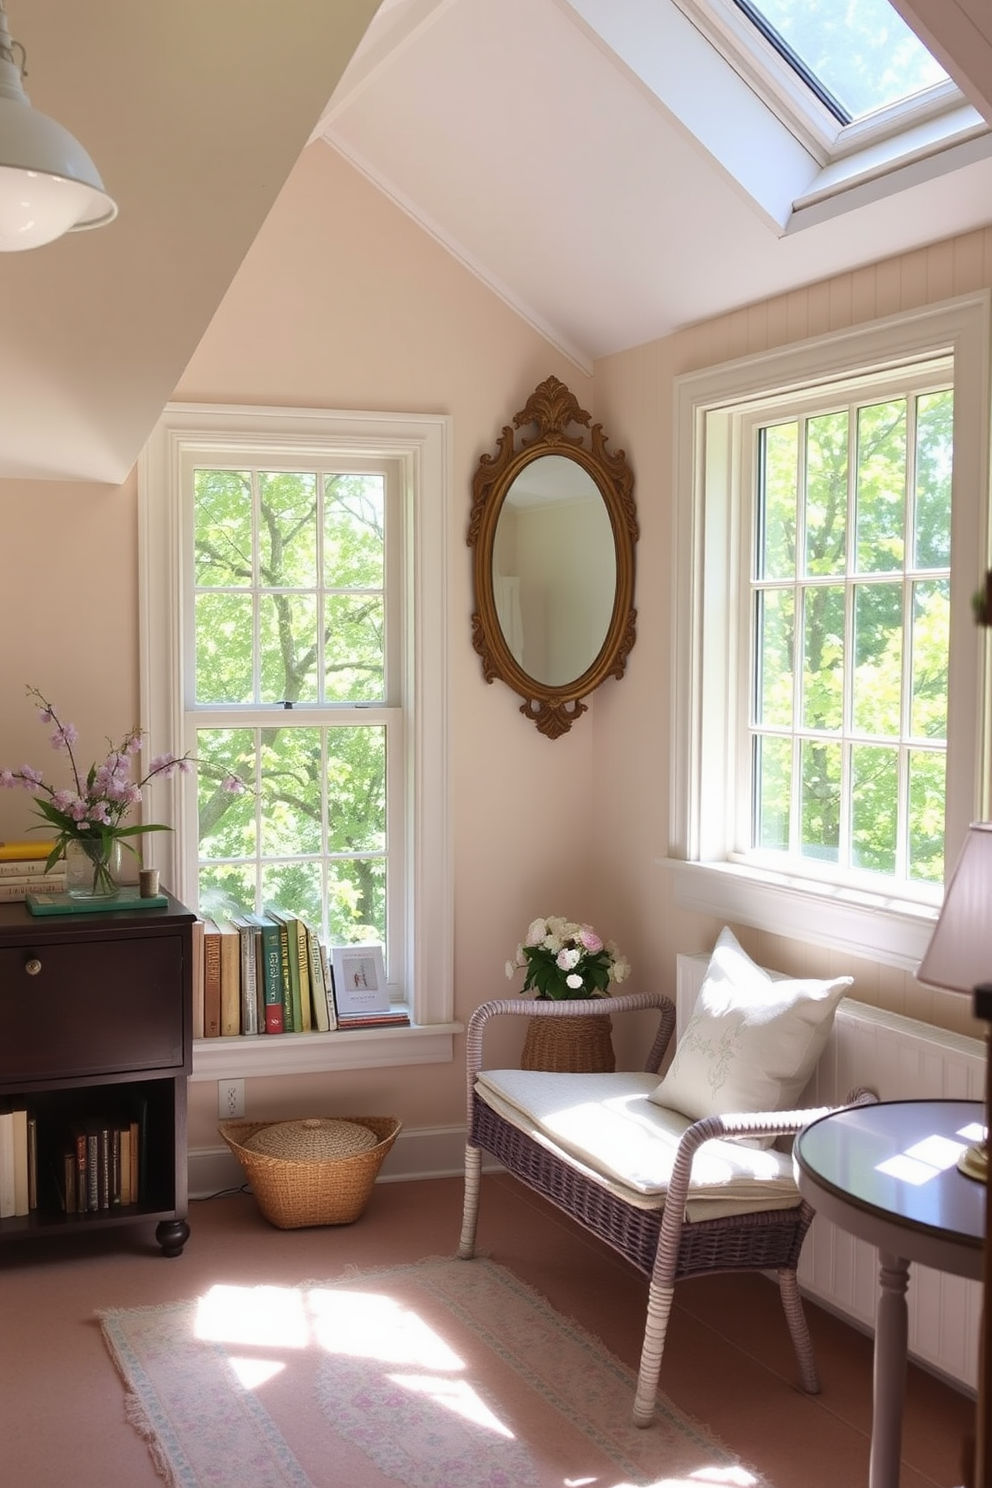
(458, 991, 869, 1427)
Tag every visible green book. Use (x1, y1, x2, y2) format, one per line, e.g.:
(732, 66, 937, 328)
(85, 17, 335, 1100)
(25, 889, 169, 917)
(263, 906, 297, 1033)
(253, 914, 284, 1035)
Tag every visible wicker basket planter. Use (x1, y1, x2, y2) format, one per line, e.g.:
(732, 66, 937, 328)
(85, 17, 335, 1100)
(219, 1115, 401, 1228)
(520, 1013, 615, 1073)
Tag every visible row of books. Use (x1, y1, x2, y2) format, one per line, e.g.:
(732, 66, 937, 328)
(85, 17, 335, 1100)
(0, 1101, 149, 1219)
(194, 911, 410, 1038)
(56, 1112, 145, 1215)
(0, 840, 66, 900)
(0, 1103, 36, 1218)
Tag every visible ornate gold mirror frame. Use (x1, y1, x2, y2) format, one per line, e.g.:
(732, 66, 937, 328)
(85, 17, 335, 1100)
(468, 376, 638, 738)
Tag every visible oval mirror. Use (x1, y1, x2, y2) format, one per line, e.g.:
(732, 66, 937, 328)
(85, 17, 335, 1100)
(469, 376, 638, 737)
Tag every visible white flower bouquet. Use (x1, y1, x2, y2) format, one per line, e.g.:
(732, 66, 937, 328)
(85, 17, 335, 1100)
(505, 915, 630, 1000)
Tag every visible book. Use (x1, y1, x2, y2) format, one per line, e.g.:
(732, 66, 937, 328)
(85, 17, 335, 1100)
(68, 1122, 88, 1212)
(191, 918, 205, 1041)
(213, 918, 241, 1036)
(263, 907, 297, 1034)
(119, 1123, 132, 1206)
(27, 1112, 37, 1210)
(256, 915, 285, 1034)
(336, 1011, 410, 1023)
(25, 888, 169, 916)
(129, 1117, 140, 1205)
(0, 874, 67, 900)
(108, 1123, 121, 1206)
(337, 1010, 411, 1028)
(11, 1105, 29, 1217)
(230, 913, 261, 1036)
(318, 939, 338, 1031)
(294, 916, 312, 1032)
(0, 1106, 14, 1218)
(201, 919, 222, 1038)
(58, 1143, 78, 1214)
(0, 839, 56, 861)
(72, 1119, 100, 1213)
(278, 912, 305, 1033)
(331, 943, 390, 1018)
(302, 921, 329, 1032)
(244, 913, 269, 1033)
(0, 857, 61, 879)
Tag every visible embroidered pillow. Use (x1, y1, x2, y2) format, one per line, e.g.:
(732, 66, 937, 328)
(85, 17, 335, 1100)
(650, 927, 851, 1142)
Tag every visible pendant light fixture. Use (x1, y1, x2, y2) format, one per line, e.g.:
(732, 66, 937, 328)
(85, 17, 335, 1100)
(0, 0, 116, 251)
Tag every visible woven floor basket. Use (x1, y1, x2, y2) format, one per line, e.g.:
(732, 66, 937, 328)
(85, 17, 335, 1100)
(520, 1013, 615, 1073)
(219, 1115, 401, 1228)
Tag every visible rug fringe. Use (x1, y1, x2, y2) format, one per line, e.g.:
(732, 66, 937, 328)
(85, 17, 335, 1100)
(124, 1391, 180, 1488)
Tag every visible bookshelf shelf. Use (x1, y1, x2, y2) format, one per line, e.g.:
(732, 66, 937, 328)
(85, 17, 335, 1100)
(0, 891, 195, 1256)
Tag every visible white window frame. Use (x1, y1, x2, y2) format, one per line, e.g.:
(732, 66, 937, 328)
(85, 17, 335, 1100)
(138, 404, 457, 1077)
(578, 0, 992, 236)
(665, 292, 992, 972)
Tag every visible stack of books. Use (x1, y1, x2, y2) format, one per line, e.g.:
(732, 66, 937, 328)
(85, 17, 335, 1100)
(333, 942, 410, 1030)
(0, 840, 65, 901)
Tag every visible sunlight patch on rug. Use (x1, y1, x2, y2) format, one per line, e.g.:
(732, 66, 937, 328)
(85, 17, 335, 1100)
(99, 1257, 773, 1488)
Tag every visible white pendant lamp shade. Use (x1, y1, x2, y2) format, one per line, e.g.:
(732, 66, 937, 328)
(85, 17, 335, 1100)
(0, 8, 116, 251)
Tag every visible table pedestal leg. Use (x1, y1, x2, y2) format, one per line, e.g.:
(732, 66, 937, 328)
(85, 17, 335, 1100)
(872, 1251, 910, 1488)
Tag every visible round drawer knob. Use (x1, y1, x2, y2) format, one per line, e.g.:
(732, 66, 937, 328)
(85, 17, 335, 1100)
(24, 958, 42, 976)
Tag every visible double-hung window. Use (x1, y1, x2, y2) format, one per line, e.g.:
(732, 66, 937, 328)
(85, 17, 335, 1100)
(748, 371, 951, 885)
(669, 294, 991, 969)
(139, 404, 453, 1065)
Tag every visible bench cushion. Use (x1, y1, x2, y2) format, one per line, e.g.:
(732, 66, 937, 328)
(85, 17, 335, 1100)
(475, 1068, 802, 1221)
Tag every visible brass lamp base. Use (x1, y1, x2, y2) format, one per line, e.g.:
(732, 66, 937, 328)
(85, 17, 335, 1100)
(957, 1143, 989, 1183)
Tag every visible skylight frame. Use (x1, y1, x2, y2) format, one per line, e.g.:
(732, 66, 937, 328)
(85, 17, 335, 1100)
(675, 0, 973, 167)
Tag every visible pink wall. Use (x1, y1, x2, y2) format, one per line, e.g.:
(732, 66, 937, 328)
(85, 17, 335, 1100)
(0, 474, 140, 833)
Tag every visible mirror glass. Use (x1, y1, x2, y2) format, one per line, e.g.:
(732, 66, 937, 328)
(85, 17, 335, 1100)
(492, 454, 616, 686)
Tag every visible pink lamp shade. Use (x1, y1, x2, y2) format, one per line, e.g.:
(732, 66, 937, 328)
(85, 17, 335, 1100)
(917, 822, 992, 996)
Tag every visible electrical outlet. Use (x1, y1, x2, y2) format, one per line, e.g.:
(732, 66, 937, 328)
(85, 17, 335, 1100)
(219, 1078, 245, 1119)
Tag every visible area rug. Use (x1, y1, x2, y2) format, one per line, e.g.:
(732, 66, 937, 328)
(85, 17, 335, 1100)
(99, 1256, 771, 1488)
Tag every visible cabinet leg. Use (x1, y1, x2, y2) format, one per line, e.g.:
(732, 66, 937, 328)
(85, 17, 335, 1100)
(155, 1217, 190, 1257)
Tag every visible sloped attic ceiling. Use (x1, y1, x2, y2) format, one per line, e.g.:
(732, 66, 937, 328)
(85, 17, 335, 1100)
(319, 0, 992, 372)
(0, 0, 379, 483)
(3, 0, 991, 481)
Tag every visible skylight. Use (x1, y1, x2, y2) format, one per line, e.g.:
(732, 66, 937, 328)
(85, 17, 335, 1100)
(733, 0, 950, 125)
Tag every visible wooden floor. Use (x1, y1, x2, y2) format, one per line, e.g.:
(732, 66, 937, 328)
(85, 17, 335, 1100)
(0, 1171, 976, 1487)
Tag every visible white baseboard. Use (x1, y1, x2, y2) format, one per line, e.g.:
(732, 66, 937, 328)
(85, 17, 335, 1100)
(189, 1123, 495, 1200)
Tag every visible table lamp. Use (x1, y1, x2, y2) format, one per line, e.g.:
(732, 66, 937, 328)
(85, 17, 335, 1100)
(917, 822, 992, 1180)
(917, 820, 992, 1488)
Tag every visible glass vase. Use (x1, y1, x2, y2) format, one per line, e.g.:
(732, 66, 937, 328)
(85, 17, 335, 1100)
(65, 837, 123, 899)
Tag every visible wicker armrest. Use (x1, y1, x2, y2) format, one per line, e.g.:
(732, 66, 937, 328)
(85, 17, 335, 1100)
(464, 991, 677, 1118)
(659, 1086, 878, 1224)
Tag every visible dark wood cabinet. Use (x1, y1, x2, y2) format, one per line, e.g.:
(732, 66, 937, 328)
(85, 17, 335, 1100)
(0, 891, 195, 1256)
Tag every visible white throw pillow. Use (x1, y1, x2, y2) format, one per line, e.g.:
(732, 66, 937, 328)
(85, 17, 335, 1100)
(650, 927, 852, 1141)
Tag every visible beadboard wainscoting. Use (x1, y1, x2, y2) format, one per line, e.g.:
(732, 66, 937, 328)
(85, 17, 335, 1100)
(677, 953, 985, 1390)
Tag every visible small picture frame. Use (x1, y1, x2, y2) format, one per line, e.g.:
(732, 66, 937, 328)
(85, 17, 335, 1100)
(331, 943, 389, 1016)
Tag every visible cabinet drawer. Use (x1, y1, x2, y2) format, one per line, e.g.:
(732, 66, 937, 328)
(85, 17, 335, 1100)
(0, 934, 184, 1080)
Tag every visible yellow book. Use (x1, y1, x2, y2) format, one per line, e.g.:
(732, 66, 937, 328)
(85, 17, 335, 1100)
(0, 840, 56, 861)
(213, 918, 241, 1037)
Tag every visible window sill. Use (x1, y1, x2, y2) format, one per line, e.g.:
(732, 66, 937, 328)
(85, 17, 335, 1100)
(190, 1019, 462, 1080)
(659, 858, 938, 973)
